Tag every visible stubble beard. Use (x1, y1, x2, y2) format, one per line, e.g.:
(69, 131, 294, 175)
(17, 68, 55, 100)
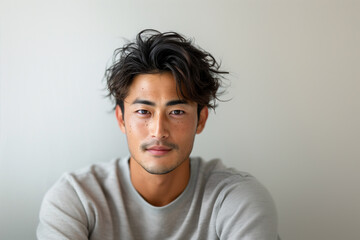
(139, 156, 188, 175)
(133, 140, 189, 175)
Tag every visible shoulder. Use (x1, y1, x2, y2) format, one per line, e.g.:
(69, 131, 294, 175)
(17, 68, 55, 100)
(193, 157, 273, 205)
(38, 157, 128, 238)
(195, 158, 255, 189)
(41, 157, 131, 215)
(42, 158, 120, 203)
(66, 158, 122, 181)
(193, 158, 279, 239)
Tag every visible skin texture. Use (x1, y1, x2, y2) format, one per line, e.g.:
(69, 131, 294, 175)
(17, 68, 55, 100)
(115, 72, 208, 206)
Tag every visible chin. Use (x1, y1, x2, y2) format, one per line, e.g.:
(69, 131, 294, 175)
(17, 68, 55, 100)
(144, 168, 176, 175)
(142, 161, 182, 175)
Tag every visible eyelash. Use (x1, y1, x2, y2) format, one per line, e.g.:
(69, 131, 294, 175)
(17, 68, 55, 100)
(136, 109, 150, 115)
(170, 110, 185, 115)
(135, 109, 185, 116)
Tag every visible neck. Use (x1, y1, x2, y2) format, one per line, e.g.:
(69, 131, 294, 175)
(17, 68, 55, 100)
(129, 157, 190, 207)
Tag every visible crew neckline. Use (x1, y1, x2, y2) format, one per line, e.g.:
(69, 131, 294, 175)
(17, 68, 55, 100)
(120, 156, 200, 212)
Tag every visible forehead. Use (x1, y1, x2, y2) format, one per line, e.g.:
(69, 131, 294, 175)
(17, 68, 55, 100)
(126, 72, 182, 101)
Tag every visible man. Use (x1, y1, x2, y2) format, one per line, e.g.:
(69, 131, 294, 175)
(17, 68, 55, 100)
(37, 29, 280, 239)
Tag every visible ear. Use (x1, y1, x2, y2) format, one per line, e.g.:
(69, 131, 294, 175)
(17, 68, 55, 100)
(115, 105, 126, 133)
(196, 106, 208, 134)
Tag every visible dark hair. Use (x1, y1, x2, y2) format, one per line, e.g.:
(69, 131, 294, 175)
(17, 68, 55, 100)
(105, 29, 228, 114)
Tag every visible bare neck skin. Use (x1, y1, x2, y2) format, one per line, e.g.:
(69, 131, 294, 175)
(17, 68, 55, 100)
(129, 157, 190, 207)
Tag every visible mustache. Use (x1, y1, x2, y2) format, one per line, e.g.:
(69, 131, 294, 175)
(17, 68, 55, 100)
(140, 140, 179, 151)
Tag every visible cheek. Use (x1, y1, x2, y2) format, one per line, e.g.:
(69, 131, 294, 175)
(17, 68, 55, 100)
(126, 118, 148, 137)
(173, 119, 198, 138)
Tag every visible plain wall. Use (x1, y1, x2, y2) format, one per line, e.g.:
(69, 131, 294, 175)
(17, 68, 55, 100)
(1, 0, 359, 239)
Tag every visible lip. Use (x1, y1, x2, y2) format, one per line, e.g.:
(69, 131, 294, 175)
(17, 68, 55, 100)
(146, 145, 172, 156)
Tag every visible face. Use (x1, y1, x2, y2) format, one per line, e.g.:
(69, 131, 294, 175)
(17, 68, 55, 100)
(116, 72, 208, 175)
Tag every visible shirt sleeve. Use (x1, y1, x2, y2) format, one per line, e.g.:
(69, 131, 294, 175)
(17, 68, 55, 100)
(37, 174, 89, 240)
(215, 176, 280, 240)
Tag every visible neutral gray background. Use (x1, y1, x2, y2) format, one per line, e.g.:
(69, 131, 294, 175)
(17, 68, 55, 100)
(1, 0, 359, 239)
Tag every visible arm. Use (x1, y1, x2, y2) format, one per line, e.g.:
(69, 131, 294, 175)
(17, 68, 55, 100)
(215, 176, 280, 239)
(37, 174, 89, 240)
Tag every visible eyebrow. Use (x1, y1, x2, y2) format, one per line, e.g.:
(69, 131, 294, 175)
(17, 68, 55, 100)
(132, 99, 155, 106)
(166, 100, 188, 106)
(132, 99, 188, 106)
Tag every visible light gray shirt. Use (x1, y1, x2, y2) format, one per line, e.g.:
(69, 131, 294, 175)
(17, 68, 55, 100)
(37, 157, 280, 239)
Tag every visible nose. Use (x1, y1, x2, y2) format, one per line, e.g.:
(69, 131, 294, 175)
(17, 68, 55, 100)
(150, 112, 169, 139)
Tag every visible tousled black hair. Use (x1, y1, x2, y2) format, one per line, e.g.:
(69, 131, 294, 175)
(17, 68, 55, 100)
(105, 29, 228, 115)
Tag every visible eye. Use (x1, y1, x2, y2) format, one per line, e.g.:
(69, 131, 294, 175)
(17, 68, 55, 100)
(170, 110, 185, 115)
(136, 109, 150, 115)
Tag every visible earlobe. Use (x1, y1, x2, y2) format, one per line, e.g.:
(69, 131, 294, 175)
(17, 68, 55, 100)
(196, 107, 208, 134)
(115, 105, 126, 133)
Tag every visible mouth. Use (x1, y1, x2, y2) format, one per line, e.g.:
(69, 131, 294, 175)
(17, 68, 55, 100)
(146, 146, 172, 156)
